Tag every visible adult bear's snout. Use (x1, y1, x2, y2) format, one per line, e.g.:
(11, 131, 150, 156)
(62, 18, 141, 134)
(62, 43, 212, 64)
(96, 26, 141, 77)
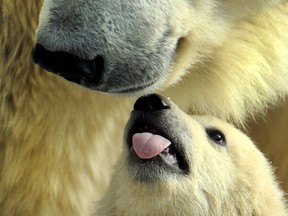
(32, 44, 104, 85)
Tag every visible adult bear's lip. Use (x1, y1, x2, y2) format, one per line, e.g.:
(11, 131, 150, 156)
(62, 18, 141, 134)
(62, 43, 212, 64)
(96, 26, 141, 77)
(126, 115, 189, 174)
(105, 80, 157, 94)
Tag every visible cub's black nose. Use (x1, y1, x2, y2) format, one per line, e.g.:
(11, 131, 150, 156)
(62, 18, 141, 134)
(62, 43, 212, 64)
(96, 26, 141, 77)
(32, 44, 104, 85)
(134, 94, 170, 111)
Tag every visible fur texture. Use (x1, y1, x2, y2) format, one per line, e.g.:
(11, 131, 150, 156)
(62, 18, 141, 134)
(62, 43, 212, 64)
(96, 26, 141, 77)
(35, 0, 288, 123)
(97, 98, 287, 215)
(1, 0, 288, 215)
(1, 1, 134, 215)
(247, 99, 288, 195)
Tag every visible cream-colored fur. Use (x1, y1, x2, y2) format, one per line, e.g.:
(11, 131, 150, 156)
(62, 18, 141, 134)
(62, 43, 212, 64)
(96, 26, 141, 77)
(247, 98, 288, 194)
(163, 1, 288, 123)
(97, 101, 287, 215)
(1, 2, 133, 215)
(35, 0, 288, 124)
(1, 0, 288, 215)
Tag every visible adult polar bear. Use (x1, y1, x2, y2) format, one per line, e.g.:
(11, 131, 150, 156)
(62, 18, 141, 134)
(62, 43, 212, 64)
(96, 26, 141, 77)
(34, 0, 288, 179)
(34, 0, 288, 126)
(1, 0, 288, 215)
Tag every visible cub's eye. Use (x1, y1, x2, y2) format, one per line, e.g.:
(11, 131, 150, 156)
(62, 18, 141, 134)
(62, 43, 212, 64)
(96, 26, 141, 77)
(206, 129, 226, 146)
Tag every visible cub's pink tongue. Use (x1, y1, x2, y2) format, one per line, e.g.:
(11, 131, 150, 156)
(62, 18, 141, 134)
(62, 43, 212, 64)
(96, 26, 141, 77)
(132, 132, 171, 159)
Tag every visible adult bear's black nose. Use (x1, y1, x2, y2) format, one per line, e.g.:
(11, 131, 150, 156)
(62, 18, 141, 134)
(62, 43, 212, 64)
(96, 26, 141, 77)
(134, 94, 170, 112)
(32, 44, 104, 85)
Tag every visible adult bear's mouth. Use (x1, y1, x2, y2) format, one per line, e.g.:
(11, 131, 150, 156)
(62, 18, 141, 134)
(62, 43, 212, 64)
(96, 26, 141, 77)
(99, 79, 159, 95)
(33, 43, 167, 94)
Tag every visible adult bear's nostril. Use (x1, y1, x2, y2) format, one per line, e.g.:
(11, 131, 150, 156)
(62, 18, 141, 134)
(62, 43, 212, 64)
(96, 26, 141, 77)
(93, 55, 105, 83)
(32, 44, 104, 85)
(134, 94, 170, 111)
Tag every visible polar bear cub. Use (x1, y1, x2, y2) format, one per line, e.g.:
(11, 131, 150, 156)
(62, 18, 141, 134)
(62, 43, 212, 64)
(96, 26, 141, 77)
(97, 94, 287, 216)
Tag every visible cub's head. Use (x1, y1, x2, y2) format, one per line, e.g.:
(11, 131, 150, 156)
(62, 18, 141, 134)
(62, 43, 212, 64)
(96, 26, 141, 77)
(97, 94, 287, 216)
(33, 0, 280, 94)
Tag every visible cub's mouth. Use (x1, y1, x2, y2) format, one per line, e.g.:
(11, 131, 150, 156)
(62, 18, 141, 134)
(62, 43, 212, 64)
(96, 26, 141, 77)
(124, 94, 190, 182)
(127, 122, 189, 173)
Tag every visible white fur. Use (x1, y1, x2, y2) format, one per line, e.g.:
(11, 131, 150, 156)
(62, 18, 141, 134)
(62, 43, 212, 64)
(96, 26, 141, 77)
(1, 0, 288, 215)
(97, 103, 287, 215)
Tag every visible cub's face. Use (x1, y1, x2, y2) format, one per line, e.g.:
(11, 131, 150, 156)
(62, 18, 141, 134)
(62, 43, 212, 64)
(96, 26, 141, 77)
(97, 95, 286, 216)
(33, 0, 280, 94)
(125, 95, 256, 185)
(123, 94, 267, 197)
